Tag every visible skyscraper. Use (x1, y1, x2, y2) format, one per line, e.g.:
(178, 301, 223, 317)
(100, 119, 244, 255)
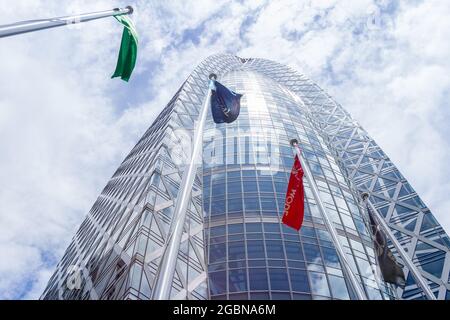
(41, 54, 450, 300)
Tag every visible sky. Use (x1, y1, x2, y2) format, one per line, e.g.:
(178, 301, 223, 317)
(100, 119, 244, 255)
(0, 0, 449, 300)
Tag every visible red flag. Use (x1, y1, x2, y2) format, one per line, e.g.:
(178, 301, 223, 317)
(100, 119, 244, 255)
(282, 155, 305, 231)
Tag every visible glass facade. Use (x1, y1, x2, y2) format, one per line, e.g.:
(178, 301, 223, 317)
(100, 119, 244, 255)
(203, 70, 393, 300)
(41, 54, 450, 300)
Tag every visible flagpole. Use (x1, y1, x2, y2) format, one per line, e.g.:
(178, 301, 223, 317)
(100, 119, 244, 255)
(152, 74, 216, 300)
(0, 6, 133, 38)
(290, 139, 367, 300)
(361, 193, 436, 300)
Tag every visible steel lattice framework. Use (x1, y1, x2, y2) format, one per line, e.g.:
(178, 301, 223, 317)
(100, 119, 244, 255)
(41, 54, 450, 300)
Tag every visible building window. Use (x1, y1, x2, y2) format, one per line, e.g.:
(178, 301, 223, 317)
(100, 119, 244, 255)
(249, 268, 269, 290)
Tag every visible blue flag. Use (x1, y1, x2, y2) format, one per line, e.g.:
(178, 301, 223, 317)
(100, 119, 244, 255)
(210, 80, 243, 124)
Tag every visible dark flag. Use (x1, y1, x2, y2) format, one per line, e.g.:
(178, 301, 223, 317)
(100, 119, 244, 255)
(366, 203, 406, 287)
(210, 80, 243, 124)
(282, 155, 305, 231)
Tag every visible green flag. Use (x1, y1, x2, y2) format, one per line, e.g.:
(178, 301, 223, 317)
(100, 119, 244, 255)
(112, 15, 138, 82)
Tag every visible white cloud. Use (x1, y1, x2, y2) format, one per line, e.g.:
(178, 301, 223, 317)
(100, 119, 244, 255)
(0, 0, 449, 299)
